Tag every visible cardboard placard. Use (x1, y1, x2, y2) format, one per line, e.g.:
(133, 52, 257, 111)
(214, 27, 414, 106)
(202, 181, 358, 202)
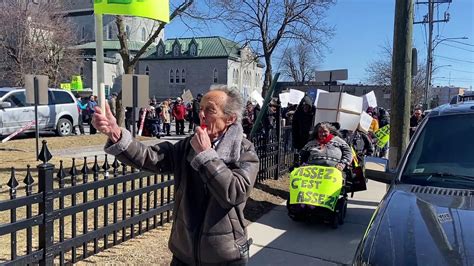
(279, 92, 290, 108)
(288, 89, 305, 105)
(250, 90, 264, 107)
(289, 165, 343, 211)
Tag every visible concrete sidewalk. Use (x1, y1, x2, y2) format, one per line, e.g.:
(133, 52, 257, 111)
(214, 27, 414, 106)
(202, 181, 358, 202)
(248, 180, 387, 265)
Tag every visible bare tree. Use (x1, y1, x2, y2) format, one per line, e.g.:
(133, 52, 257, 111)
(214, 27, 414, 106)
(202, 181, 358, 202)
(282, 42, 320, 83)
(113, 0, 194, 125)
(366, 43, 426, 108)
(0, 0, 82, 86)
(205, 0, 335, 96)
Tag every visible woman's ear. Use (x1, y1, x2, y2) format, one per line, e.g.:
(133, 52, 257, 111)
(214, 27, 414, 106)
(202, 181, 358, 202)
(225, 114, 237, 126)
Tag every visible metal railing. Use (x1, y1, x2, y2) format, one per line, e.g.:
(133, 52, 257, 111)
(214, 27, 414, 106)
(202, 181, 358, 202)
(0, 141, 174, 265)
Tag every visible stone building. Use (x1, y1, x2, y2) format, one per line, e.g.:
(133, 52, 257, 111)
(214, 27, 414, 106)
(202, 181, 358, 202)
(136, 36, 265, 101)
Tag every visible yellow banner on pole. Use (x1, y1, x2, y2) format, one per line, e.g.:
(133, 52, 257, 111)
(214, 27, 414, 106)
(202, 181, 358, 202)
(94, 0, 170, 23)
(289, 165, 343, 211)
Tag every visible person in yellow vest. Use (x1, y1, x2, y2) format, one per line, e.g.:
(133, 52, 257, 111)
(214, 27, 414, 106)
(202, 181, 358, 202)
(367, 107, 379, 134)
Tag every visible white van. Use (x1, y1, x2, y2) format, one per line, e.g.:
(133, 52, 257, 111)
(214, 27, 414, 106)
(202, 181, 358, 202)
(0, 88, 79, 137)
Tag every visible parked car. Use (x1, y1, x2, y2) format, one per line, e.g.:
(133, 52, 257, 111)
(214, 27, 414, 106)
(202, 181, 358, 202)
(353, 101, 474, 265)
(0, 87, 79, 137)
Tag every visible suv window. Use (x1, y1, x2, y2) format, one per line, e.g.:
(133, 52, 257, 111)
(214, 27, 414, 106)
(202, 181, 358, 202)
(52, 91, 74, 104)
(402, 114, 474, 186)
(4, 91, 28, 108)
(0, 91, 8, 98)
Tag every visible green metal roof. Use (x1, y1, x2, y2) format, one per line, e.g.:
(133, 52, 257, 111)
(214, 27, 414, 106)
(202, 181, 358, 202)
(72, 40, 156, 51)
(143, 36, 242, 59)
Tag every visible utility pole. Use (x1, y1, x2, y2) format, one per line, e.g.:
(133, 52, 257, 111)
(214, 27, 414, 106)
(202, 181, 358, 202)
(389, 0, 414, 169)
(415, 0, 450, 110)
(424, 0, 434, 110)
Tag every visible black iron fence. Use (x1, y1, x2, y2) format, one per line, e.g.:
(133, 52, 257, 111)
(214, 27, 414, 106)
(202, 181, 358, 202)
(0, 141, 174, 265)
(251, 125, 295, 182)
(0, 118, 294, 265)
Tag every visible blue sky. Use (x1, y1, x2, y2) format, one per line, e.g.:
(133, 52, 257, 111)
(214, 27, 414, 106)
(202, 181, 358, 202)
(165, 0, 474, 89)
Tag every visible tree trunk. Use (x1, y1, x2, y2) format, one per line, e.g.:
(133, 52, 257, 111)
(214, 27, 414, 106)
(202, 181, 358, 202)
(262, 55, 273, 98)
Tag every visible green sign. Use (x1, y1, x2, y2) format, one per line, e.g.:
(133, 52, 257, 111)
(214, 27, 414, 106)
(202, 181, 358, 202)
(94, 0, 169, 23)
(374, 124, 390, 148)
(71, 76, 83, 91)
(60, 83, 71, 90)
(289, 165, 343, 211)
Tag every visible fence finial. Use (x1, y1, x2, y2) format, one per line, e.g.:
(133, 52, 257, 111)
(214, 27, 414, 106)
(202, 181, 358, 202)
(23, 165, 34, 186)
(7, 167, 19, 189)
(38, 140, 52, 163)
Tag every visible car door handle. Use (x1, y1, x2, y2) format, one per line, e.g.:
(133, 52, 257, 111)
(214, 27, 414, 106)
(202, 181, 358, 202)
(23, 110, 31, 112)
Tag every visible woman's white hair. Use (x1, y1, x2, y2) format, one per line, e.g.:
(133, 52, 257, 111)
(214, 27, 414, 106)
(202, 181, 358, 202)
(209, 85, 244, 123)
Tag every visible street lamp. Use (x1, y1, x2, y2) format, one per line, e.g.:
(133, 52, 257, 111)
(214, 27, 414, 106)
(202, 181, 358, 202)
(424, 36, 469, 109)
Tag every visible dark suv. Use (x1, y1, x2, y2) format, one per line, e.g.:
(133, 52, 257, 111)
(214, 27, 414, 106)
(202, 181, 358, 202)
(353, 101, 474, 265)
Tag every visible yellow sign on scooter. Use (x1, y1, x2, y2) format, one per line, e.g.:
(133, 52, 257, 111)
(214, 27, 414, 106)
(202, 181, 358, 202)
(289, 165, 343, 211)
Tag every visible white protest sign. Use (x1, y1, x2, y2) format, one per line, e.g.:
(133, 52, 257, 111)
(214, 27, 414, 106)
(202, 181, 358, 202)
(181, 89, 194, 102)
(362, 91, 378, 111)
(358, 111, 373, 134)
(279, 92, 290, 108)
(250, 90, 264, 107)
(288, 89, 305, 105)
(314, 89, 329, 106)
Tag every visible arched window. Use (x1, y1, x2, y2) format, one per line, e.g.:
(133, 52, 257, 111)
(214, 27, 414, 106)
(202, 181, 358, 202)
(145, 66, 150, 76)
(157, 45, 164, 56)
(175, 69, 180, 84)
(181, 69, 186, 83)
(173, 45, 180, 56)
(189, 44, 197, 56)
(125, 25, 131, 40)
(170, 69, 174, 83)
(213, 69, 218, 83)
(141, 28, 146, 42)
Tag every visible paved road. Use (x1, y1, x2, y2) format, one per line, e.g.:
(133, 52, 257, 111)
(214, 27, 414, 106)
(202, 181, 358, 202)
(248, 180, 387, 265)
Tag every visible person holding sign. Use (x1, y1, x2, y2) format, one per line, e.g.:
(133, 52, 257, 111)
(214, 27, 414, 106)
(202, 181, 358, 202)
(92, 86, 258, 265)
(299, 122, 352, 172)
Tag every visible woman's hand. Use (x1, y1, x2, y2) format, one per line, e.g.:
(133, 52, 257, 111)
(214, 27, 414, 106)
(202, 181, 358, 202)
(92, 103, 122, 143)
(191, 126, 212, 154)
(336, 163, 345, 171)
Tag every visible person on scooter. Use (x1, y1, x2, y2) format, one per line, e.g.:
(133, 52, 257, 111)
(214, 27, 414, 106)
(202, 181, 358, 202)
(299, 122, 352, 171)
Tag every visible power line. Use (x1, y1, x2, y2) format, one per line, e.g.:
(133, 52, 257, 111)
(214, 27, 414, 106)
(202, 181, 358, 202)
(444, 40, 474, 47)
(447, 68, 474, 74)
(439, 43, 474, 52)
(435, 55, 474, 64)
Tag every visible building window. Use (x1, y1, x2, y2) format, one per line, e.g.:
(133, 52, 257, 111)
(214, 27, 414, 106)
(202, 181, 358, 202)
(173, 44, 180, 57)
(141, 27, 146, 42)
(145, 66, 150, 76)
(170, 69, 174, 83)
(126, 25, 131, 40)
(157, 45, 164, 56)
(175, 69, 180, 84)
(181, 69, 186, 83)
(81, 27, 86, 39)
(80, 67, 84, 80)
(236, 70, 240, 85)
(189, 44, 197, 56)
(213, 69, 218, 83)
(108, 24, 113, 40)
